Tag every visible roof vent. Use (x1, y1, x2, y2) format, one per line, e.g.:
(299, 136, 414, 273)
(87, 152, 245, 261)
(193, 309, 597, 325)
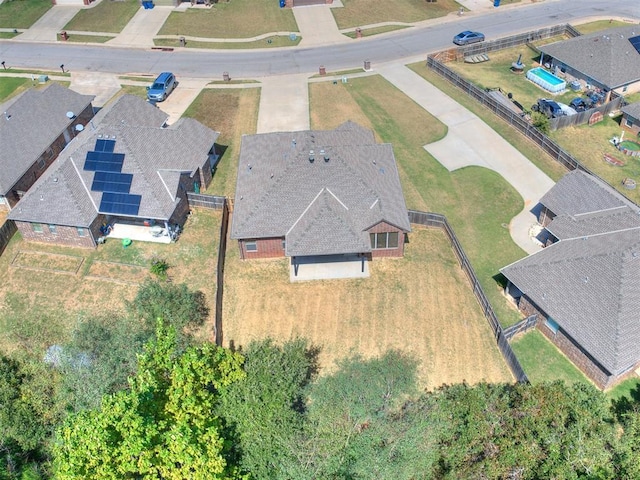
(75, 124, 84, 132)
(291, 139, 296, 148)
(3, 111, 10, 121)
(66, 111, 75, 119)
(583, 276, 589, 283)
(309, 150, 315, 163)
(247, 164, 252, 171)
(53, 177, 58, 183)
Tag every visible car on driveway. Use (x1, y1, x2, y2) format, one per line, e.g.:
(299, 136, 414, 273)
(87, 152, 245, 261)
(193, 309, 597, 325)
(147, 72, 176, 102)
(453, 31, 485, 46)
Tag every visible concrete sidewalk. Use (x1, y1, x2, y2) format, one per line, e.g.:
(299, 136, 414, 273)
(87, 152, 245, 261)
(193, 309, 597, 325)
(376, 63, 554, 254)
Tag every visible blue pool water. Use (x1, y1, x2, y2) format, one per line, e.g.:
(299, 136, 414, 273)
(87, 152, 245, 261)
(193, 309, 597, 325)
(526, 67, 566, 93)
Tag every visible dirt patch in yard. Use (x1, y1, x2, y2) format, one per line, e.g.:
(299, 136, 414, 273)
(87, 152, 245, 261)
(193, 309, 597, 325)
(85, 260, 149, 284)
(11, 251, 84, 274)
(222, 226, 513, 390)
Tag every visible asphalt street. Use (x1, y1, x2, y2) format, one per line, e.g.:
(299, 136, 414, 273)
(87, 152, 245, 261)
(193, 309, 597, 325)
(1, 0, 638, 78)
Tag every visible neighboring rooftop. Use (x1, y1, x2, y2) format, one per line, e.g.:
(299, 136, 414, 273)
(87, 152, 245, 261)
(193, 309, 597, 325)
(9, 95, 218, 225)
(231, 121, 411, 256)
(501, 228, 640, 376)
(546, 206, 640, 241)
(538, 25, 640, 89)
(539, 169, 638, 217)
(621, 101, 640, 119)
(0, 83, 94, 194)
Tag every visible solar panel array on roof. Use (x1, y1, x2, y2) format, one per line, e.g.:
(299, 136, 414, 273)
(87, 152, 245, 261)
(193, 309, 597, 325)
(84, 151, 125, 172)
(630, 35, 640, 55)
(82, 139, 143, 216)
(99, 192, 142, 216)
(92, 171, 133, 194)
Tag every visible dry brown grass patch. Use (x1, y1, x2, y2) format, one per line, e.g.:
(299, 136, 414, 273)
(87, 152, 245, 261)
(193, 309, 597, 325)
(222, 227, 512, 390)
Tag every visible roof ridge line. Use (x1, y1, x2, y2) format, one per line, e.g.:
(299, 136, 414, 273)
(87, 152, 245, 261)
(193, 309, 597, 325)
(286, 187, 326, 236)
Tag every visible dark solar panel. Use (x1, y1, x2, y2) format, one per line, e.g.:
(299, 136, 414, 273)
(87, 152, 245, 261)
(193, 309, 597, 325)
(92, 172, 133, 194)
(630, 35, 640, 54)
(99, 192, 142, 216)
(94, 139, 116, 152)
(84, 152, 124, 172)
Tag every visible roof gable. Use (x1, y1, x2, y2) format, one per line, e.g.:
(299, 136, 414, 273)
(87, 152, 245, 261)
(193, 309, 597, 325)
(546, 206, 640, 240)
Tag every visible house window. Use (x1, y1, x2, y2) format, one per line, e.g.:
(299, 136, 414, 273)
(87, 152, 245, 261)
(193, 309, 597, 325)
(37, 157, 46, 169)
(545, 318, 559, 335)
(245, 241, 257, 252)
(370, 231, 399, 249)
(282, 240, 286, 250)
(625, 117, 634, 128)
(622, 85, 628, 93)
(32, 223, 43, 233)
(76, 227, 87, 237)
(48, 225, 57, 235)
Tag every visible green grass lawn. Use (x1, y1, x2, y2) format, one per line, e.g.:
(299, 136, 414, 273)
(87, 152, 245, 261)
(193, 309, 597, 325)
(511, 330, 590, 385)
(158, 0, 297, 38)
(63, 0, 140, 33)
(0, 0, 51, 29)
(310, 75, 524, 327)
(154, 35, 301, 49)
(332, 0, 459, 29)
(343, 25, 409, 38)
(0, 76, 29, 102)
(183, 87, 260, 196)
(607, 377, 640, 402)
(58, 33, 114, 43)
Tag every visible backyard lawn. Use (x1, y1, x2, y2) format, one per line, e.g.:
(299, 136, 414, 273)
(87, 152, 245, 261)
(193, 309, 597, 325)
(222, 226, 513, 390)
(158, 0, 297, 39)
(510, 330, 590, 386)
(183, 86, 261, 196)
(0, 208, 221, 357)
(63, 0, 141, 33)
(310, 75, 524, 327)
(0, 0, 51, 29)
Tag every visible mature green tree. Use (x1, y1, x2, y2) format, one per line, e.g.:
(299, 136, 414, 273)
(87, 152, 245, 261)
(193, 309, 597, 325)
(281, 350, 420, 479)
(217, 338, 317, 478)
(127, 280, 209, 336)
(58, 315, 150, 412)
(53, 322, 246, 480)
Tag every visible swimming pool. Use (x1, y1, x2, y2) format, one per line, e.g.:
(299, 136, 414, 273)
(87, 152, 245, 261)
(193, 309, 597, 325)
(526, 67, 566, 93)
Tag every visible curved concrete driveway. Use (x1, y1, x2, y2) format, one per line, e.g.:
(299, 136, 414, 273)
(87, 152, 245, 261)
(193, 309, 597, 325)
(377, 64, 554, 254)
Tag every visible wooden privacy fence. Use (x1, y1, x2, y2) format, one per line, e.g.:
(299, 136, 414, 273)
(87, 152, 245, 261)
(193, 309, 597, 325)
(408, 210, 529, 384)
(0, 220, 17, 258)
(185, 192, 228, 346)
(504, 314, 538, 341)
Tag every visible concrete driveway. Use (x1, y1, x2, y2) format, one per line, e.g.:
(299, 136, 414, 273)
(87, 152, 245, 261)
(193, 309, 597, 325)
(377, 63, 555, 254)
(107, 6, 173, 47)
(257, 74, 311, 133)
(156, 77, 209, 125)
(17, 6, 82, 42)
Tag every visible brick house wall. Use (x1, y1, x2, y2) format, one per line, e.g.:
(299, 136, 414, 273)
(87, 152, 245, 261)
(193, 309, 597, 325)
(621, 113, 640, 137)
(15, 215, 102, 248)
(367, 221, 405, 258)
(517, 295, 615, 389)
(3, 104, 94, 210)
(238, 237, 285, 260)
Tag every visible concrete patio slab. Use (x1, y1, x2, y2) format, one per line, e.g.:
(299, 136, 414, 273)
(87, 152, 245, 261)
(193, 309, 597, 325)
(290, 254, 369, 282)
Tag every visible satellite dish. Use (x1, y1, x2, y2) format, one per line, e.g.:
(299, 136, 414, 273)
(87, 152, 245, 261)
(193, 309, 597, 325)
(75, 124, 84, 132)
(66, 111, 75, 119)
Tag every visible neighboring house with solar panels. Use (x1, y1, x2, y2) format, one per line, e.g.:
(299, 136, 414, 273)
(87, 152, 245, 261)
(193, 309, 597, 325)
(8, 95, 219, 248)
(500, 170, 640, 389)
(0, 83, 94, 211)
(537, 25, 640, 96)
(230, 121, 411, 279)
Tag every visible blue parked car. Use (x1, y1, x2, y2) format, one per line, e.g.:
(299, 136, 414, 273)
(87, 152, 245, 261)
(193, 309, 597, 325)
(147, 72, 176, 102)
(453, 31, 485, 46)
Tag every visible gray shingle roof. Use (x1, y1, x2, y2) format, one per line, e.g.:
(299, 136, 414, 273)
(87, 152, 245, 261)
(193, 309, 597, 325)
(230, 122, 411, 256)
(0, 83, 94, 194)
(538, 26, 640, 89)
(621, 101, 640, 120)
(539, 169, 637, 217)
(501, 228, 640, 375)
(9, 95, 218, 224)
(546, 206, 640, 240)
